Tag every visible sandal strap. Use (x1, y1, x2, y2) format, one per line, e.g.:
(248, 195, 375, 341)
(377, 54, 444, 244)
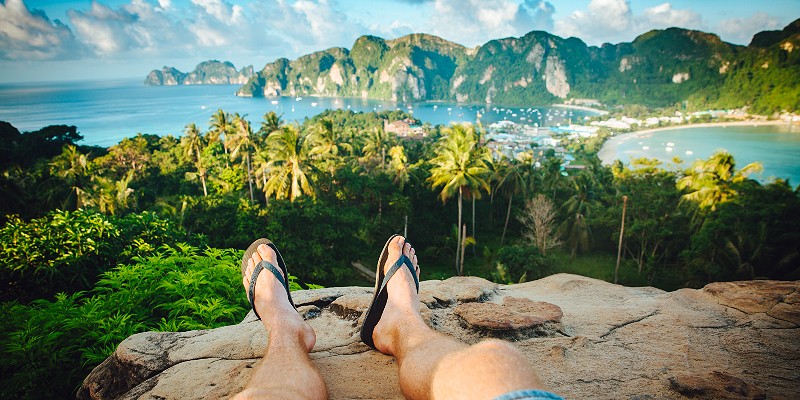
(248, 260, 288, 320)
(378, 254, 418, 294)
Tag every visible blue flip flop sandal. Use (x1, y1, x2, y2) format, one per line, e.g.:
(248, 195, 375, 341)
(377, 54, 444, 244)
(241, 238, 295, 320)
(360, 235, 419, 350)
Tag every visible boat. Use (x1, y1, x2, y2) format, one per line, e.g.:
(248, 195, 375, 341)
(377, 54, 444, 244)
(295, 96, 302, 101)
(270, 100, 278, 105)
(311, 102, 318, 107)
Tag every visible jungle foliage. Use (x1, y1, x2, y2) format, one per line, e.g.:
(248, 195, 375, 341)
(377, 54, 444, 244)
(1, 106, 799, 398)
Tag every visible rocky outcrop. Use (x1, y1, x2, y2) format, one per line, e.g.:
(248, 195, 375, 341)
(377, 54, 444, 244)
(144, 67, 186, 86)
(144, 61, 253, 86)
(79, 274, 800, 400)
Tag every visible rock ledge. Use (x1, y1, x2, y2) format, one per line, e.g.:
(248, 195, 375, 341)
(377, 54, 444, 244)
(79, 274, 800, 400)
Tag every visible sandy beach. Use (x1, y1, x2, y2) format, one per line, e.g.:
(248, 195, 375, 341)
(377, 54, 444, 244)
(597, 120, 792, 165)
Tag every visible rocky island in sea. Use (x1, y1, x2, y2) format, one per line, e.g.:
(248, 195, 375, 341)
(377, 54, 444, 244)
(144, 60, 254, 86)
(142, 19, 799, 114)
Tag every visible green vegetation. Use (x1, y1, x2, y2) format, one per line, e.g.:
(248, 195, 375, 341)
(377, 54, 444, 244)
(2, 105, 799, 398)
(234, 19, 800, 113)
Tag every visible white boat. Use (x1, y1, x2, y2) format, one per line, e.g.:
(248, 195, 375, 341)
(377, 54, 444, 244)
(685, 150, 694, 155)
(311, 102, 318, 107)
(665, 147, 673, 152)
(270, 100, 278, 105)
(642, 146, 650, 150)
(295, 97, 302, 101)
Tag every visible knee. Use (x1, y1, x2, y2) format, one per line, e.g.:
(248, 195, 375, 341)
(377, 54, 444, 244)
(471, 339, 524, 361)
(231, 388, 265, 400)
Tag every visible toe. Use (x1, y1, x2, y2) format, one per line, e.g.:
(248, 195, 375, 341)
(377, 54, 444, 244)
(257, 244, 278, 267)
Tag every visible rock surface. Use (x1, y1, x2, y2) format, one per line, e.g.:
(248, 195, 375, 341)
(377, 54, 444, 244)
(79, 274, 800, 400)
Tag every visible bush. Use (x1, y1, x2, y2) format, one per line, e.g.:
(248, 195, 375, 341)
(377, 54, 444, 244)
(493, 245, 552, 283)
(0, 243, 312, 400)
(0, 209, 203, 302)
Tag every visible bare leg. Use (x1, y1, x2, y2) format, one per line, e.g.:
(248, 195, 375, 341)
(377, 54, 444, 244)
(372, 236, 546, 400)
(233, 244, 328, 400)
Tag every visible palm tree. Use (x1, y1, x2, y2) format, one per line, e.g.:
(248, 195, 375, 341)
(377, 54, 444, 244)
(494, 157, 528, 246)
(180, 123, 208, 196)
(227, 114, 257, 202)
(428, 124, 491, 275)
(49, 145, 91, 209)
(264, 125, 315, 201)
(209, 109, 233, 161)
(677, 151, 763, 212)
(260, 111, 284, 138)
(308, 118, 353, 182)
(253, 149, 271, 205)
(560, 172, 596, 257)
(362, 127, 393, 171)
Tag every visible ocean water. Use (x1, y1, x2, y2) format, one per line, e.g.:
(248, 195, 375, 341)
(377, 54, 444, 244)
(601, 124, 800, 185)
(0, 79, 588, 147)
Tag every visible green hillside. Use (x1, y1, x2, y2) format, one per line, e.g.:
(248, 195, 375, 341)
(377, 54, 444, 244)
(234, 19, 800, 113)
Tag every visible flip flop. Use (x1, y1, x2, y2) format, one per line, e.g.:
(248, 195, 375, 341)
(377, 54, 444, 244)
(241, 238, 295, 320)
(360, 235, 420, 350)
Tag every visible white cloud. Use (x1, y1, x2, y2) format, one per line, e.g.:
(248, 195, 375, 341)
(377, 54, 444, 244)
(248, 0, 363, 53)
(426, 0, 555, 46)
(555, 0, 632, 43)
(67, 0, 194, 56)
(643, 3, 702, 28)
(191, 0, 244, 24)
(716, 12, 783, 45)
(555, 0, 704, 45)
(157, 0, 173, 11)
(0, 0, 84, 60)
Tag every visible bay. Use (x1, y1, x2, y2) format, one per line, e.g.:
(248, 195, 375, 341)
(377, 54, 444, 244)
(0, 79, 589, 147)
(599, 124, 800, 185)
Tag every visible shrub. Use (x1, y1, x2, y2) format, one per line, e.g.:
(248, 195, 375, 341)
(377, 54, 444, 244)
(0, 243, 312, 400)
(494, 244, 552, 283)
(0, 209, 202, 302)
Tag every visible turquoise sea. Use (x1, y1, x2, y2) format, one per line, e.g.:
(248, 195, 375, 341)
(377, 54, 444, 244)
(600, 124, 800, 185)
(0, 79, 587, 147)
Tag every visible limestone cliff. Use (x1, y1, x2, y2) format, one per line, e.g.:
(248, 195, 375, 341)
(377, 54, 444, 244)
(144, 61, 253, 86)
(79, 274, 799, 400)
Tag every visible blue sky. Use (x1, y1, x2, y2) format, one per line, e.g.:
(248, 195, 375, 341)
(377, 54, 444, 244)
(2, 0, 798, 83)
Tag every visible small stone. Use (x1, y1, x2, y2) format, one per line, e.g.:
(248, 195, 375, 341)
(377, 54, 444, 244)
(419, 276, 498, 308)
(297, 305, 321, 320)
(668, 371, 766, 400)
(454, 296, 563, 338)
(703, 281, 798, 314)
(329, 293, 372, 320)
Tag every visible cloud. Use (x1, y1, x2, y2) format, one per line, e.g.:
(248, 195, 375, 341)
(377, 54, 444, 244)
(642, 3, 702, 29)
(66, 0, 198, 57)
(248, 0, 363, 53)
(426, 0, 555, 46)
(555, 0, 704, 45)
(0, 0, 85, 60)
(191, 0, 244, 24)
(716, 12, 783, 45)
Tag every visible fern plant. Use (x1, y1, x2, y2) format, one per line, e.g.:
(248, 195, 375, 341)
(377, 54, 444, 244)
(1, 243, 319, 400)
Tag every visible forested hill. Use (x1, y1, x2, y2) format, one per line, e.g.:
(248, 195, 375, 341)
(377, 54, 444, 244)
(145, 60, 254, 86)
(232, 19, 800, 113)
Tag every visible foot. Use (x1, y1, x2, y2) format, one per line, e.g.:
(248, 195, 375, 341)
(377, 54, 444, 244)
(243, 243, 315, 351)
(372, 236, 425, 355)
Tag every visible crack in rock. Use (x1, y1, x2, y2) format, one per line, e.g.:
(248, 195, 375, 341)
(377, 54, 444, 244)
(600, 311, 659, 339)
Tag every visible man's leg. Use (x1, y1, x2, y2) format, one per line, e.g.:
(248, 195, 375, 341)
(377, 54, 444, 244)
(372, 237, 548, 400)
(233, 244, 328, 400)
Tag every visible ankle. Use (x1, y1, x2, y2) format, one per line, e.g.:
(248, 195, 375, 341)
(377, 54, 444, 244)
(265, 314, 316, 351)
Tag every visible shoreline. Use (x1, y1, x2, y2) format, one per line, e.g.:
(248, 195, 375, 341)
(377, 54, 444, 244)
(597, 120, 791, 165)
(551, 103, 609, 115)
